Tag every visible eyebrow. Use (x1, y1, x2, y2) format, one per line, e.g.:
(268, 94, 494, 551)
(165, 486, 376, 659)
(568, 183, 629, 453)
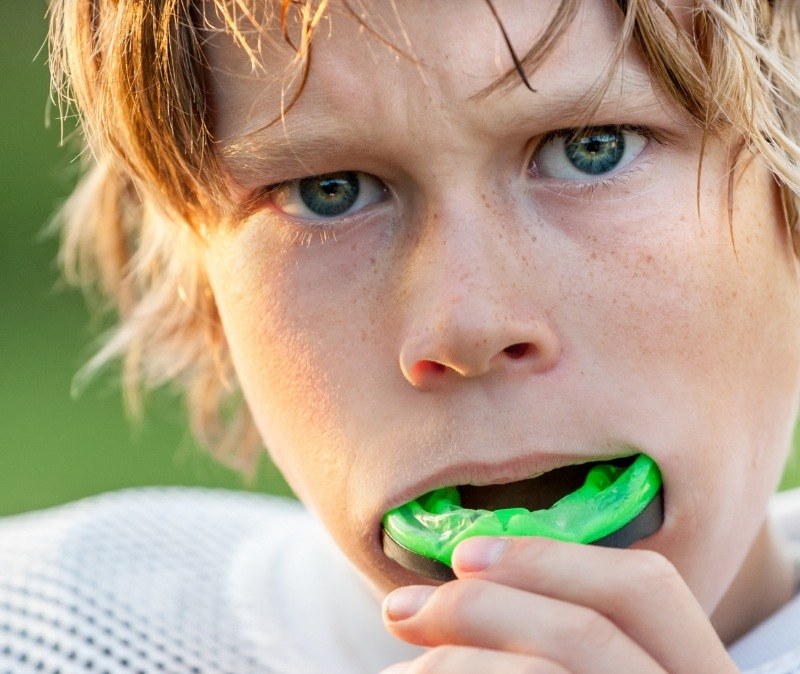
(477, 66, 658, 114)
(218, 111, 348, 184)
(218, 70, 664, 186)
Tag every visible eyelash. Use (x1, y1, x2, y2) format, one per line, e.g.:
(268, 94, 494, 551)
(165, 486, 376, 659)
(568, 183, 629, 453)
(565, 164, 652, 200)
(537, 123, 659, 149)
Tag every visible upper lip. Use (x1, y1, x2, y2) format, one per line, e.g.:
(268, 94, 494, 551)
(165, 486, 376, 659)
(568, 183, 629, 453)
(380, 449, 639, 516)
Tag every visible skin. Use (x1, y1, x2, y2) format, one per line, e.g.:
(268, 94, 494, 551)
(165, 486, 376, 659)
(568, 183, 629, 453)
(200, 0, 800, 670)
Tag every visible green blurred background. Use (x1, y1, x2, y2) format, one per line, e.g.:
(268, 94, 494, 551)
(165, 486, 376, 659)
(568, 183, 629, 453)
(2, 4, 799, 519)
(0, 2, 293, 516)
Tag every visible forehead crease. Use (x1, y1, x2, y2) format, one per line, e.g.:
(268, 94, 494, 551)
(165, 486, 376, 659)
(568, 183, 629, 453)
(210, 0, 668, 156)
(206, 0, 629, 99)
(207, 7, 435, 143)
(367, 0, 644, 106)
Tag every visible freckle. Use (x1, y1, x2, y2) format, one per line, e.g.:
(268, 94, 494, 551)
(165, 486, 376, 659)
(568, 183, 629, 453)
(370, 257, 376, 266)
(351, 242, 357, 251)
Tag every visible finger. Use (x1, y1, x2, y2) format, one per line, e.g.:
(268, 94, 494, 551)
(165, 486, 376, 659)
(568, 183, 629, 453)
(383, 580, 665, 674)
(379, 645, 571, 674)
(450, 537, 736, 673)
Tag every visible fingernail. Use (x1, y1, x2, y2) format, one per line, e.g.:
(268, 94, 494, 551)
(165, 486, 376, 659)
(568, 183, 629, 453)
(452, 537, 508, 572)
(383, 586, 435, 621)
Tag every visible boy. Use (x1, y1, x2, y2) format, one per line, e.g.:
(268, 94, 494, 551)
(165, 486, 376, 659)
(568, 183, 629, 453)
(3, 0, 800, 671)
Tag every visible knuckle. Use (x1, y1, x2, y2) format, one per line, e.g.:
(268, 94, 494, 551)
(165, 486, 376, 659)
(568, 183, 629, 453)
(520, 533, 559, 562)
(633, 549, 680, 586)
(436, 577, 489, 616)
(572, 606, 618, 651)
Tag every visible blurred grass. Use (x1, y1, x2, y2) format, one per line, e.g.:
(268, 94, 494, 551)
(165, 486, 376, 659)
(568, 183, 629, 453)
(1, 4, 799, 519)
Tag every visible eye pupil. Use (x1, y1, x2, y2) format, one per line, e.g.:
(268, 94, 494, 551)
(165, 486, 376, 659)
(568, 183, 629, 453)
(300, 171, 360, 216)
(564, 128, 625, 175)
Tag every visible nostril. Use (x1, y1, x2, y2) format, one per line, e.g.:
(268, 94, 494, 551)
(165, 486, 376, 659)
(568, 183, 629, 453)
(412, 360, 448, 379)
(503, 343, 530, 359)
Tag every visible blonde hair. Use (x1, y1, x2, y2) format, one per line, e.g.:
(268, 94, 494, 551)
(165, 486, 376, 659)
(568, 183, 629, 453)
(48, 0, 800, 472)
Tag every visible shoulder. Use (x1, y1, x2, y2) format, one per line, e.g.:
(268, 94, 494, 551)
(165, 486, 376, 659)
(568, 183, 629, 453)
(0, 487, 312, 674)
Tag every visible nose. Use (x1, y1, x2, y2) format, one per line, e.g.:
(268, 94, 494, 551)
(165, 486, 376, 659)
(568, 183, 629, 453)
(398, 207, 561, 390)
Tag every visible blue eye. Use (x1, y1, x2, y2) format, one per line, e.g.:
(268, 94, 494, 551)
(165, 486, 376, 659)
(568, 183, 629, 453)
(565, 129, 624, 174)
(271, 171, 387, 220)
(300, 172, 359, 216)
(532, 126, 648, 180)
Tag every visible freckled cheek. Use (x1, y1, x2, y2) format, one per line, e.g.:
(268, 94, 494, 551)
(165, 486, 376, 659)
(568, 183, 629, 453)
(604, 263, 721, 370)
(209, 241, 397, 505)
(560, 199, 799, 592)
(573, 205, 784, 381)
(223, 307, 345, 496)
(559, 190, 799, 474)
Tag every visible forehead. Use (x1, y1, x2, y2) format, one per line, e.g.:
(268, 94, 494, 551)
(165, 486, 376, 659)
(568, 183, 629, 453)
(202, 0, 676, 157)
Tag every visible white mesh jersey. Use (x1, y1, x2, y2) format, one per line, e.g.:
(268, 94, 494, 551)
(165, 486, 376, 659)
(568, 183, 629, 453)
(1, 487, 799, 674)
(0, 488, 421, 674)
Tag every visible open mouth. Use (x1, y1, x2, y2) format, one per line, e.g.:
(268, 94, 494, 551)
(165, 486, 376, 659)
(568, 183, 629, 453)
(382, 453, 663, 581)
(458, 455, 638, 512)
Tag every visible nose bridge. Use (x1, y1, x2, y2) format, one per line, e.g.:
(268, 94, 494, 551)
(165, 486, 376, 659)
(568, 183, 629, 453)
(398, 194, 561, 387)
(416, 200, 512, 325)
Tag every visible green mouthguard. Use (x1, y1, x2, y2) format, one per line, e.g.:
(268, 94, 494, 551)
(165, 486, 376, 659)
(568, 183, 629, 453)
(382, 453, 662, 570)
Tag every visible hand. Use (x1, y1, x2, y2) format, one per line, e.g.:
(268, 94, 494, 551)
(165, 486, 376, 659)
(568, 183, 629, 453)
(379, 536, 740, 673)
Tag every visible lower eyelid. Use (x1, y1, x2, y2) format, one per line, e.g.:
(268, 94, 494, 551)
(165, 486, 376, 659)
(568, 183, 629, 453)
(264, 190, 393, 238)
(542, 158, 655, 201)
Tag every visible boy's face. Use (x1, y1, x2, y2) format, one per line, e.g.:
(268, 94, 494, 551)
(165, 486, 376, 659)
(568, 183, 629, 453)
(203, 0, 800, 610)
